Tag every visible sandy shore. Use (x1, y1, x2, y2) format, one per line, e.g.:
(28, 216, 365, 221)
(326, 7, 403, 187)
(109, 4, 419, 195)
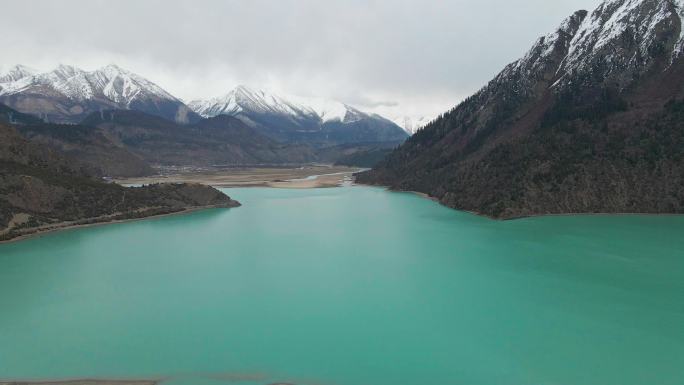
(114, 165, 362, 189)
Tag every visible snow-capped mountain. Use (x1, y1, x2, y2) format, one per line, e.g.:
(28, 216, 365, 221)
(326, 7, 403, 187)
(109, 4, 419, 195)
(392, 116, 432, 135)
(0, 64, 199, 124)
(360, 0, 684, 218)
(189, 86, 408, 144)
(191, 86, 308, 119)
(0, 65, 37, 83)
(496, 0, 684, 94)
(190, 85, 380, 125)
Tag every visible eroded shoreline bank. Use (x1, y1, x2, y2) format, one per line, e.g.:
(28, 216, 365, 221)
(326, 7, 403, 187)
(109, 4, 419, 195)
(358, 182, 684, 221)
(0, 204, 237, 245)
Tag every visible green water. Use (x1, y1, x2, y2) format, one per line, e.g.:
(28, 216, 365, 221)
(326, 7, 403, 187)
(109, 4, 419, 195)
(0, 187, 682, 385)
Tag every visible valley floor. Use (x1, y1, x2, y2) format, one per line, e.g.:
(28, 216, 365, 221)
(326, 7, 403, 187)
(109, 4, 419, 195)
(114, 165, 362, 189)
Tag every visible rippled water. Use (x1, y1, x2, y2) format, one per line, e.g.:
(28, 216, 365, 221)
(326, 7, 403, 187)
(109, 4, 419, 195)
(0, 187, 682, 385)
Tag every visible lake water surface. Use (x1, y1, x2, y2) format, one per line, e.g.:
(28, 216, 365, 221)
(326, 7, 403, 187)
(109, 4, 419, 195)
(0, 187, 682, 385)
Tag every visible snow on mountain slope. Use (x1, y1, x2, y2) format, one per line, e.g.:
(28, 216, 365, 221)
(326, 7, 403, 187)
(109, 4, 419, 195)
(553, 0, 684, 86)
(391, 116, 433, 135)
(450, 0, 684, 110)
(190, 85, 373, 124)
(286, 94, 356, 123)
(0, 65, 37, 83)
(189, 86, 408, 144)
(0, 64, 179, 106)
(492, 9, 588, 97)
(674, 0, 684, 55)
(189, 85, 316, 120)
(0, 64, 197, 124)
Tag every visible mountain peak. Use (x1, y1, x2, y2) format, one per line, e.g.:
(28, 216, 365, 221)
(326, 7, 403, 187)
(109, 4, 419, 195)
(0, 64, 37, 83)
(556, 0, 684, 85)
(234, 84, 258, 94)
(561, 10, 588, 34)
(103, 63, 123, 71)
(190, 86, 357, 123)
(99, 63, 130, 77)
(52, 63, 83, 78)
(492, 0, 684, 94)
(231, 85, 276, 106)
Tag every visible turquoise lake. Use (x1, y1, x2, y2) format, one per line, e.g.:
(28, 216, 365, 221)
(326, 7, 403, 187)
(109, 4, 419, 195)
(0, 186, 683, 385)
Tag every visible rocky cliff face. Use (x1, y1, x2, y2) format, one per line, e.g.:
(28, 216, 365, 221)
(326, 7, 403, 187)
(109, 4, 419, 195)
(358, 0, 684, 218)
(0, 123, 239, 242)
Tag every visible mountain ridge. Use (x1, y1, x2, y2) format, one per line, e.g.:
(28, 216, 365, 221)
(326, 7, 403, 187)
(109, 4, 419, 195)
(189, 85, 409, 145)
(80, 109, 318, 168)
(191, 85, 367, 124)
(0, 65, 408, 146)
(0, 64, 200, 124)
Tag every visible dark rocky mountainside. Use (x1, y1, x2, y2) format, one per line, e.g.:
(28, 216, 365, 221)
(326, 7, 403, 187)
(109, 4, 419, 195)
(334, 147, 394, 168)
(358, 0, 684, 219)
(0, 102, 42, 125)
(316, 141, 402, 168)
(1, 104, 153, 177)
(15, 123, 153, 178)
(0, 123, 239, 242)
(82, 110, 317, 167)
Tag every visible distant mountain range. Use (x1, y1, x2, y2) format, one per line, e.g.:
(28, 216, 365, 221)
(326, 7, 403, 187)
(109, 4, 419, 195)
(0, 65, 408, 145)
(0, 64, 408, 172)
(0, 100, 323, 177)
(0, 64, 200, 124)
(0, 100, 400, 177)
(359, 0, 684, 218)
(189, 85, 408, 145)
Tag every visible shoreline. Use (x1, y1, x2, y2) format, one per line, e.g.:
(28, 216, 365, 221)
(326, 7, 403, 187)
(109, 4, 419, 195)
(359, 183, 684, 221)
(1, 166, 358, 246)
(0, 204, 235, 245)
(5, 181, 681, 246)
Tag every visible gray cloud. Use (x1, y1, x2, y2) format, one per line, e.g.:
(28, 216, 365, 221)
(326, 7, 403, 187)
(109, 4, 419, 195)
(0, 0, 603, 122)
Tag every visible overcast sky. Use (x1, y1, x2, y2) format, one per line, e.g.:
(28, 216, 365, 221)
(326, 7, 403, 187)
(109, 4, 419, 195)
(1, 0, 603, 124)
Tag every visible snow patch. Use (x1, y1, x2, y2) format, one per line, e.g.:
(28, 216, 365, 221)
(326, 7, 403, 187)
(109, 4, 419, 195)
(562, 0, 678, 74)
(392, 115, 432, 134)
(673, 0, 684, 57)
